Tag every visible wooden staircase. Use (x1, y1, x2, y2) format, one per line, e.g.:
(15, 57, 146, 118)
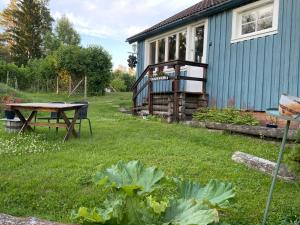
(132, 60, 208, 122)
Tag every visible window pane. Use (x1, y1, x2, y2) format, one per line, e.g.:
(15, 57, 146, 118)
(242, 12, 256, 24)
(149, 42, 156, 65)
(158, 39, 165, 63)
(179, 32, 186, 60)
(168, 35, 176, 61)
(259, 7, 273, 19)
(242, 22, 256, 35)
(194, 26, 204, 63)
(258, 17, 273, 31)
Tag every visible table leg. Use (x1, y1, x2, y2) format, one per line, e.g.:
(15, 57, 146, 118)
(60, 110, 79, 142)
(16, 110, 36, 133)
(261, 120, 291, 225)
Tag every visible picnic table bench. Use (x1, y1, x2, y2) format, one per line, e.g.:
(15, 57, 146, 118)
(6, 103, 85, 142)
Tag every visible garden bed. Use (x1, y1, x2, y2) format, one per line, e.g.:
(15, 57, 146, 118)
(185, 120, 297, 140)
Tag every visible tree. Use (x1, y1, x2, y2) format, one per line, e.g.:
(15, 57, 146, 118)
(55, 15, 80, 46)
(83, 46, 112, 95)
(55, 45, 112, 95)
(0, 0, 53, 65)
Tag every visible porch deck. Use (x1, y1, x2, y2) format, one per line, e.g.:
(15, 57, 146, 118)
(132, 60, 208, 122)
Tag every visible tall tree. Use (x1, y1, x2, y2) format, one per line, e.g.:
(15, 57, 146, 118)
(0, 0, 53, 65)
(44, 15, 81, 53)
(55, 15, 80, 46)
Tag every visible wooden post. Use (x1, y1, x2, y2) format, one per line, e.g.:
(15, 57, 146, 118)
(69, 76, 72, 95)
(133, 86, 138, 115)
(148, 68, 154, 114)
(56, 76, 59, 94)
(15, 77, 18, 90)
(84, 76, 87, 99)
(6, 71, 9, 86)
(173, 64, 180, 122)
(202, 67, 207, 94)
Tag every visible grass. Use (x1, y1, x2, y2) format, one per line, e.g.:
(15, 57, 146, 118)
(0, 92, 299, 225)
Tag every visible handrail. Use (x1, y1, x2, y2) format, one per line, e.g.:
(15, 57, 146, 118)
(132, 60, 208, 90)
(132, 60, 208, 119)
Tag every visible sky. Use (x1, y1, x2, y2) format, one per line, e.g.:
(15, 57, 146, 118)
(0, 0, 200, 69)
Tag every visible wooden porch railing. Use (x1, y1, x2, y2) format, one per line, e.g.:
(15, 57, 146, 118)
(132, 60, 208, 122)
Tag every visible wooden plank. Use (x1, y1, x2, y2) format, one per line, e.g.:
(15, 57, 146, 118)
(61, 110, 79, 142)
(29, 122, 68, 128)
(8, 103, 85, 112)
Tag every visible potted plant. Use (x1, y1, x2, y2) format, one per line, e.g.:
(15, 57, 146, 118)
(2, 96, 17, 119)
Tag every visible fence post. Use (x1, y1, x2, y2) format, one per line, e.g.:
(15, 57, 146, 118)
(15, 78, 18, 90)
(133, 86, 138, 115)
(6, 71, 9, 86)
(56, 76, 59, 94)
(84, 76, 87, 99)
(69, 76, 72, 95)
(173, 64, 181, 122)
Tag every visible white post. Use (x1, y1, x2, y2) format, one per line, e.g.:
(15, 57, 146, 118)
(69, 76, 72, 95)
(15, 77, 18, 90)
(84, 76, 87, 99)
(6, 71, 9, 86)
(56, 76, 59, 94)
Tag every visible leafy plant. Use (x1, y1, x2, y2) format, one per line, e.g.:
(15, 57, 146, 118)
(193, 108, 259, 126)
(72, 160, 235, 225)
(285, 145, 300, 178)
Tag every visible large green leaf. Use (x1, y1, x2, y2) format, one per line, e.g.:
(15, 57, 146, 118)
(162, 199, 219, 225)
(74, 207, 113, 223)
(177, 180, 235, 208)
(94, 160, 164, 195)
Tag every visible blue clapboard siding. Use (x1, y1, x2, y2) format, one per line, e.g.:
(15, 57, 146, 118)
(207, 0, 300, 111)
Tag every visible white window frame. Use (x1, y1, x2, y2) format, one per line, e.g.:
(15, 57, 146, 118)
(145, 28, 187, 67)
(231, 0, 280, 43)
(144, 19, 208, 70)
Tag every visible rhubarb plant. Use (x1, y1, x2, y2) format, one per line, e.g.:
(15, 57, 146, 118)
(72, 160, 235, 225)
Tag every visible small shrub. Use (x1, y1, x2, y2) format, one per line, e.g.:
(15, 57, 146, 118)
(193, 108, 260, 126)
(286, 145, 300, 177)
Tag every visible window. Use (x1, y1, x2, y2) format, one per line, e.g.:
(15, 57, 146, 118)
(179, 32, 186, 60)
(194, 26, 204, 63)
(149, 42, 156, 65)
(147, 29, 187, 66)
(158, 38, 165, 63)
(232, 0, 279, 43)
(168, 35, 176, 61)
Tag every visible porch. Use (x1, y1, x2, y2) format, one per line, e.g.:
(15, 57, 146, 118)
(132, 60, 208, 122)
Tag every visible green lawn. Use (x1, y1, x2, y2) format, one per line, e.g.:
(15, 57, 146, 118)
(0, 92, 299, 225)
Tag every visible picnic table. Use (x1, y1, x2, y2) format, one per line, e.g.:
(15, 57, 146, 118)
(6, 103, 85, 142)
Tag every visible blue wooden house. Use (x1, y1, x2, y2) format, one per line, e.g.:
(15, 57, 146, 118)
(127, 0, 300, 122)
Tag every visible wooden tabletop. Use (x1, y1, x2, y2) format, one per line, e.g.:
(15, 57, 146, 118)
(7, 103, 85, 112)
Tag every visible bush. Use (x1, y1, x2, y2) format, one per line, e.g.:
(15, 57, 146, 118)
(111, 70, 135, 92)
(72, 160, 235, 225)
(193, 108, 260, 126)
(111, 78, 126, 91)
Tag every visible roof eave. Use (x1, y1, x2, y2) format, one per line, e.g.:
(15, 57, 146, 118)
(126, 0, 252, 44)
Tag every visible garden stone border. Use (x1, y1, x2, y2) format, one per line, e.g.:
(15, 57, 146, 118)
(0, 214, 75, 225)
(184, 120, 297, 140)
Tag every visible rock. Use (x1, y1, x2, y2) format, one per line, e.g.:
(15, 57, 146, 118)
(232, 151, 297, 181)
(0, 214, 75, 225)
